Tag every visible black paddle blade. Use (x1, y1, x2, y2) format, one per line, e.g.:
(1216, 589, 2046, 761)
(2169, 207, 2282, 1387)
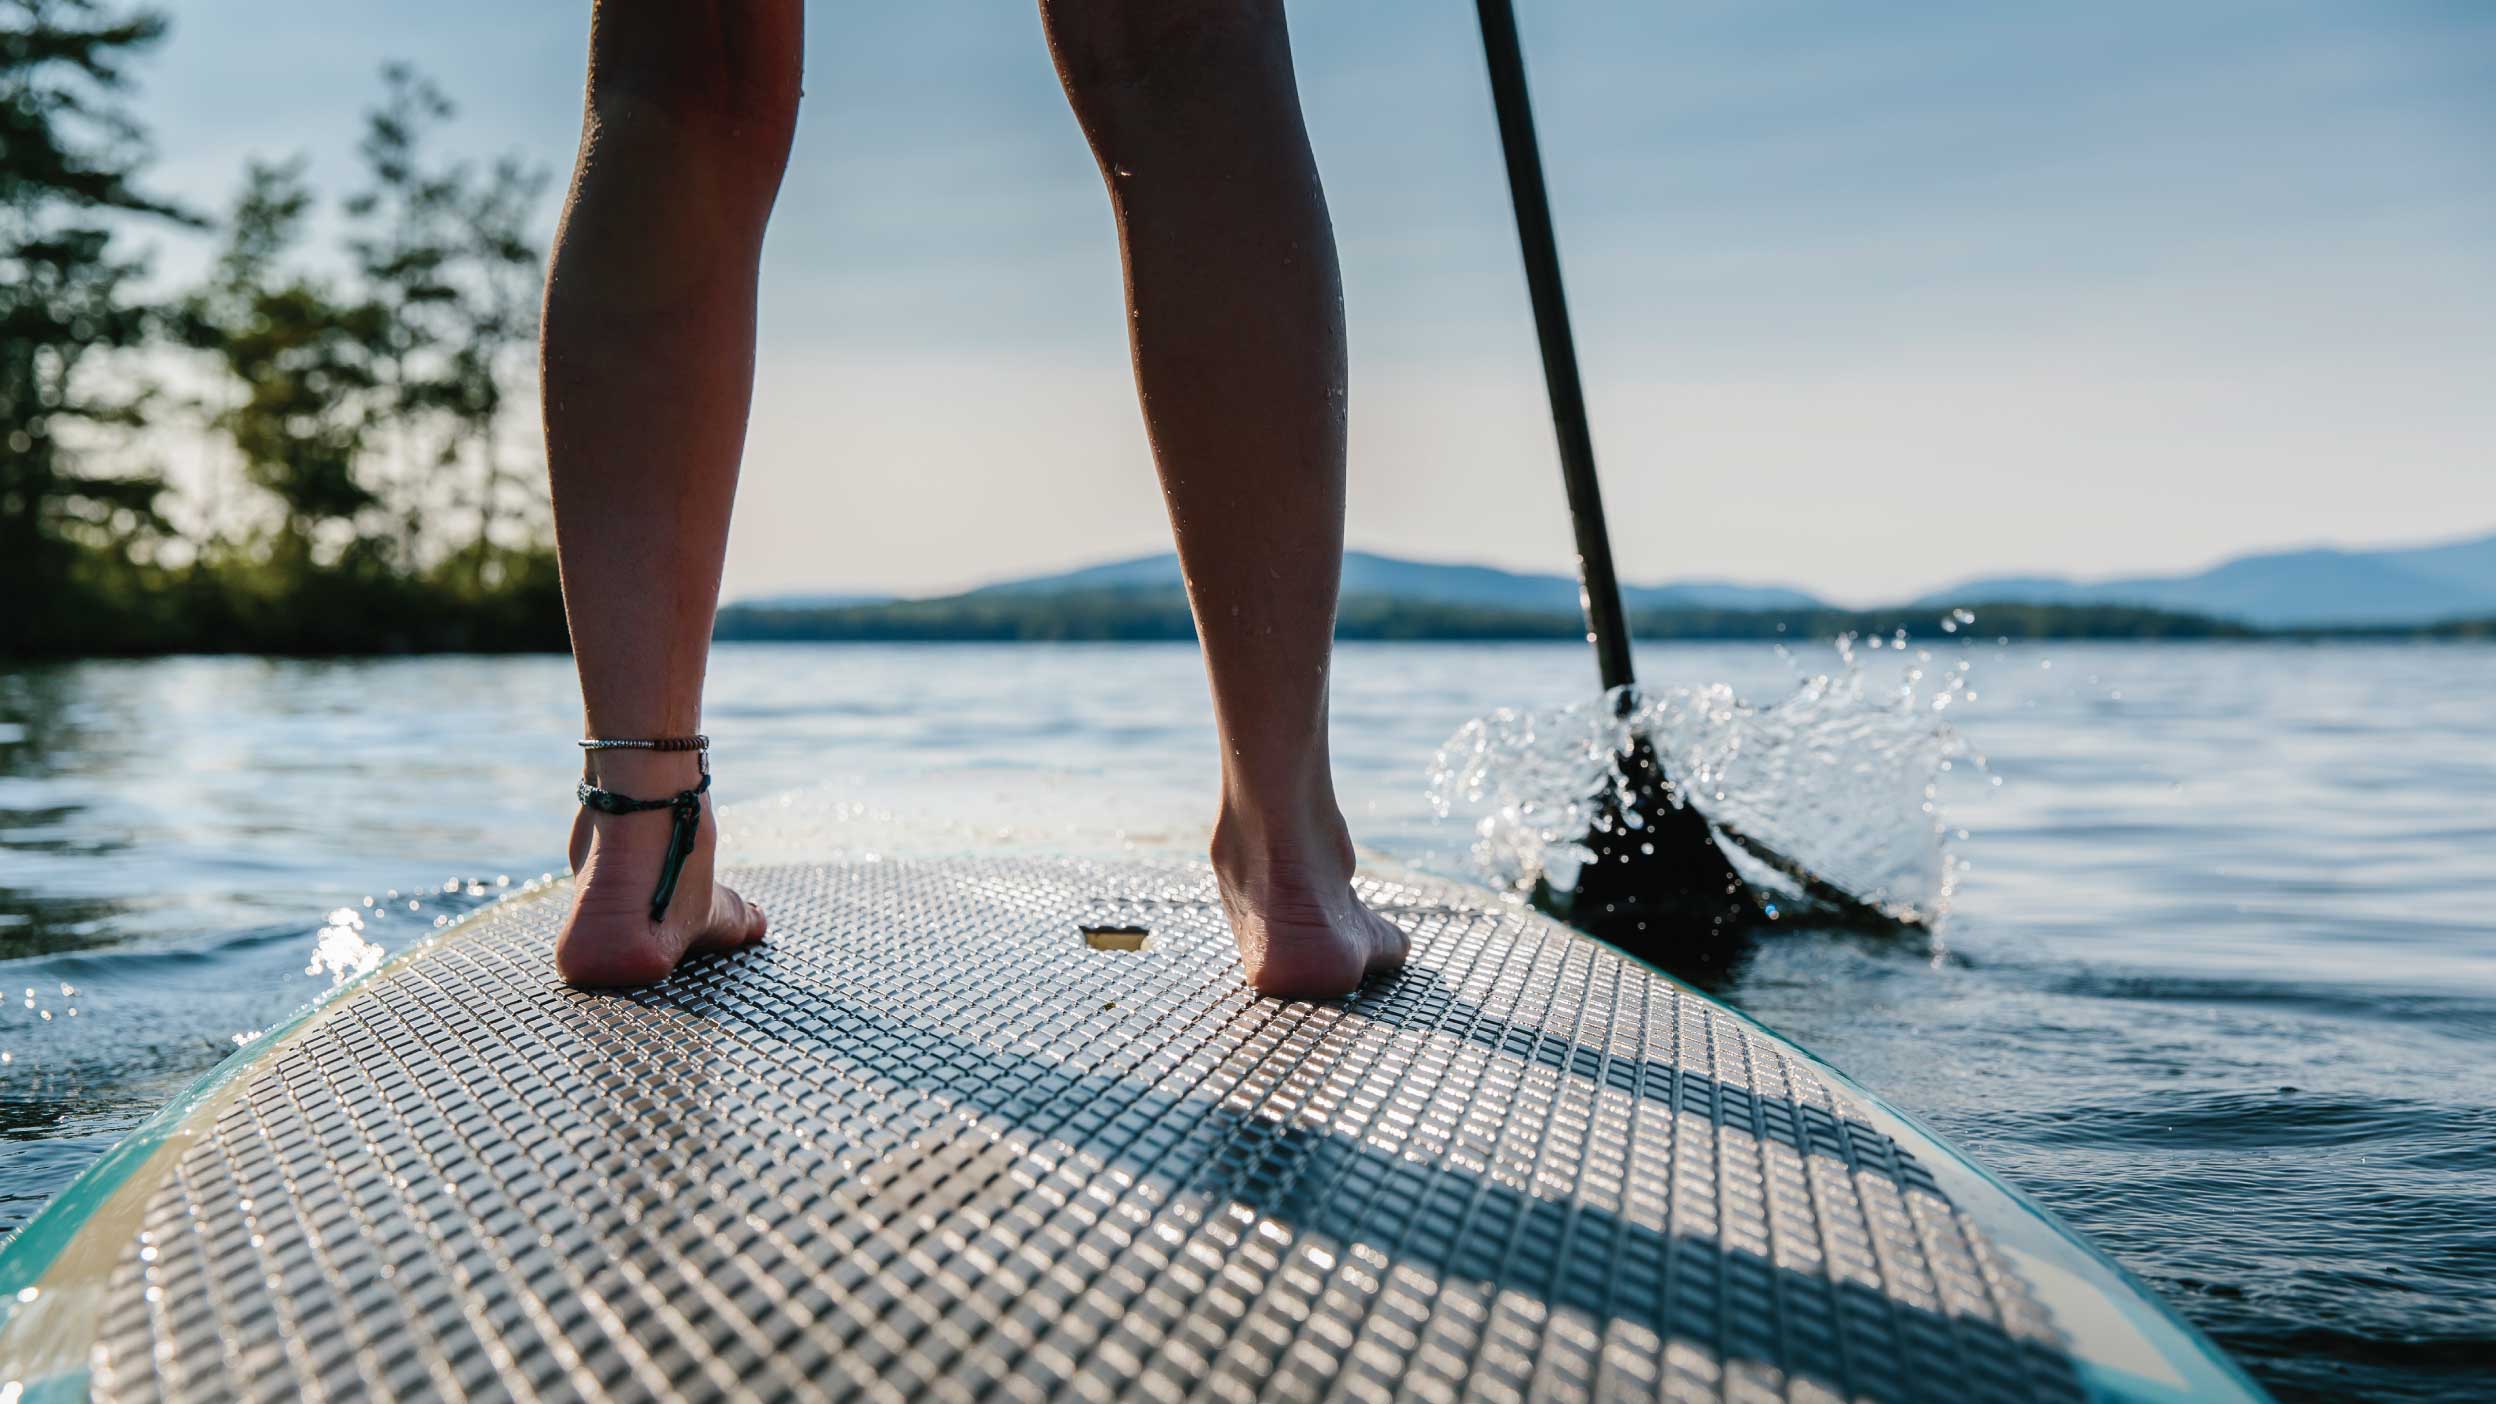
(1712, 821, 1931, 935)
(1550, 731, 1759, 960)
(1542, 730, 1929, 976)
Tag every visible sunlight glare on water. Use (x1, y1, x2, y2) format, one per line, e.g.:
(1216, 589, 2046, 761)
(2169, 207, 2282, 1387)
(305, 908, 386, 989)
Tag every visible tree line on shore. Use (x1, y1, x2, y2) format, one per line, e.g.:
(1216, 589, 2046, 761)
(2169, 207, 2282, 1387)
(3, 1, 565, 657)
(713, 588, 2496, 644)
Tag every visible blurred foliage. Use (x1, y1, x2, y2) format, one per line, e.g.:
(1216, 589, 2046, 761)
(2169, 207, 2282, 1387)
(2, 3, 562, 657)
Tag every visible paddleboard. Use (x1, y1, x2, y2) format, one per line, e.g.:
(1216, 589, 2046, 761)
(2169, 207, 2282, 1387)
(0, 855, 2268, 1402)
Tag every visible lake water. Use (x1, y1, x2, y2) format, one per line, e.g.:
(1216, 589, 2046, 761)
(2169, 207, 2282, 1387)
(3, 641, 2490, 1403)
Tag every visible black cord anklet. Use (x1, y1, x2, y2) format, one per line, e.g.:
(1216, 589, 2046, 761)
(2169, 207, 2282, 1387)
(577, 738, 712, 923)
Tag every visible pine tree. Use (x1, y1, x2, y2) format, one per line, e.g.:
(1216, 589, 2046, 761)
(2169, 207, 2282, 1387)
(344, 64, 469, 572)
(0, 0, 195, 652)
(175, 159, 385, 567)
(344, 63, 550, 584)
(445, 152, 550, 577)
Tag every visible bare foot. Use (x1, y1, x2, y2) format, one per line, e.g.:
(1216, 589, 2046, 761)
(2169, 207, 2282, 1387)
(556, 750, 766, 987)
(1211, 803, 1410, 999)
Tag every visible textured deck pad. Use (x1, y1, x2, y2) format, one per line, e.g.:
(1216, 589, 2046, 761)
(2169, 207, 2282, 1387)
(93, 859, 2083, 1404)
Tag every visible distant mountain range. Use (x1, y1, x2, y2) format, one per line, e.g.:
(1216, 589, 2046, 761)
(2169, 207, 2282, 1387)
(735, 529, 2496, 629)
(1919, 530, 2496, 627)
(962, 549, 1825, 614)
(737, 589, 894, 611)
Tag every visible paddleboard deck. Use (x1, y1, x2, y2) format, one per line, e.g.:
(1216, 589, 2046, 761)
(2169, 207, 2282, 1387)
(0, 856, 2265, 1402)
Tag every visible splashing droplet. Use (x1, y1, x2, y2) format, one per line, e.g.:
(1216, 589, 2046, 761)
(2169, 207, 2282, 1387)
(1429, 639, 1985, 925)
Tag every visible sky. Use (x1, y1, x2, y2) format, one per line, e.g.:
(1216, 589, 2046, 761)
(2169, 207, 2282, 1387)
(130, 0, 2496, 605)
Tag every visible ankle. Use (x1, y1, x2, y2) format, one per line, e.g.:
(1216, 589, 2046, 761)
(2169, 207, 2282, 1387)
(1212, 792, 1353, 876)
(585, 747, 705, 797)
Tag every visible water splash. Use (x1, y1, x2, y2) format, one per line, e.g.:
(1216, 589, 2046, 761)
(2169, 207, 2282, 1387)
(1428, 629, 1985, 926)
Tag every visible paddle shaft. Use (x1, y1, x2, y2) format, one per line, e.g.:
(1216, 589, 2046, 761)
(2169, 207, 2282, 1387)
(1472, 0, 1636, 696)
(1471, 2, 1767, 943)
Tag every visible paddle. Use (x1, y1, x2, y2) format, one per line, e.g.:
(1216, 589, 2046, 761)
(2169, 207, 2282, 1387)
(1471, 0, 1900, 949)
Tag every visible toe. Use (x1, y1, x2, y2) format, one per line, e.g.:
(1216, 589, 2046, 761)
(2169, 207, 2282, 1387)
(690, 884, 759, 959)
(1366, 921, 1411, 979)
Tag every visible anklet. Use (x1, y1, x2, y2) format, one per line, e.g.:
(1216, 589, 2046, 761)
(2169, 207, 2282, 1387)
(577, 738, 712, 924)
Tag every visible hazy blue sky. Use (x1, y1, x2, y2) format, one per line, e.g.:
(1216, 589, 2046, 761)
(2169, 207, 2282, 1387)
(134, 1, 2494, 604)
